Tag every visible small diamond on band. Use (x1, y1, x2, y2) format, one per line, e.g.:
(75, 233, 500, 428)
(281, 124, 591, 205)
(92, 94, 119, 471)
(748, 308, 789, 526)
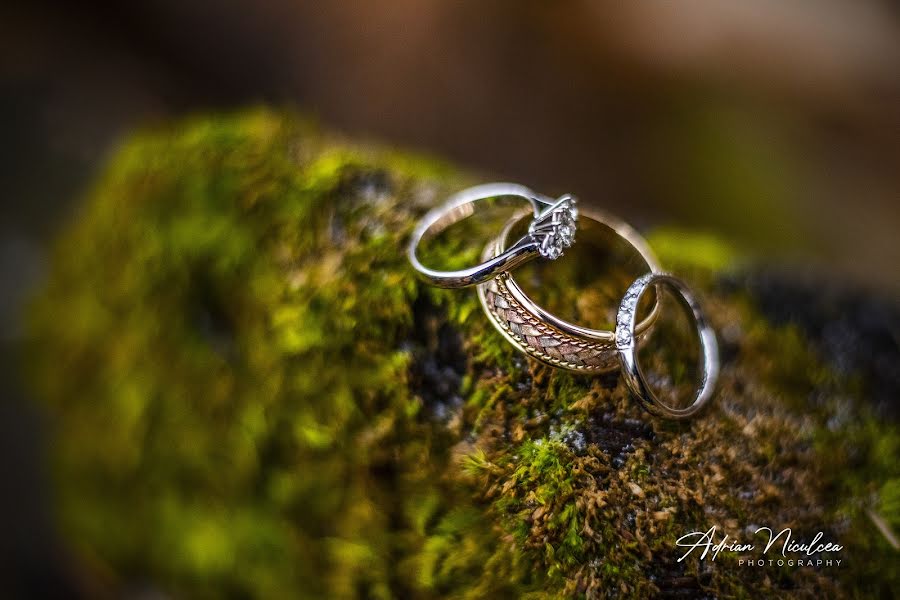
(615, 326, 632, 348)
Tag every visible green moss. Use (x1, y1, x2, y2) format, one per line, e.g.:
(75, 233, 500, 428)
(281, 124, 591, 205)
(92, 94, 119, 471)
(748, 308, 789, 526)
(28, 108, 898, 599)
(499, 439, 584, 569)
(647, 227, 740, 274)
(879, 479, 900, 530)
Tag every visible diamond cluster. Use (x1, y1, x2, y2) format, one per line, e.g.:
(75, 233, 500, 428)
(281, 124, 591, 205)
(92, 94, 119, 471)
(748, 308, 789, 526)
(529, 197, 578, 260)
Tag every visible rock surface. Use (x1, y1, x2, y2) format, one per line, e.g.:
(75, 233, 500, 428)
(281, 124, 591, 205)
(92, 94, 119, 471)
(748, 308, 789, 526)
(28, 109, 899, 598)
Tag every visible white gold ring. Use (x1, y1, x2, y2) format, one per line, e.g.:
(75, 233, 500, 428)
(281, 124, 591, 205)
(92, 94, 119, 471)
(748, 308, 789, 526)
(408, 183, 577, 288)
(615, 273, 719, 419)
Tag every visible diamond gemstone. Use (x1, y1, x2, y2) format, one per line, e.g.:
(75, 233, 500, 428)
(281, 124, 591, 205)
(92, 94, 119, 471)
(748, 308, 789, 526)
(532, 198, 578, 260)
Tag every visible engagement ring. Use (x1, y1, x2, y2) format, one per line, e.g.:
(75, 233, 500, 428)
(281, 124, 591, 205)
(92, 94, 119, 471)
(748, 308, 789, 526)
(408, 183, 577, 288)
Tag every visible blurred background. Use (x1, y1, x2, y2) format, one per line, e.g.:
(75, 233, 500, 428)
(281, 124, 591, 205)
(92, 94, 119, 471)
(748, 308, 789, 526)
(1, 0, 899, 596)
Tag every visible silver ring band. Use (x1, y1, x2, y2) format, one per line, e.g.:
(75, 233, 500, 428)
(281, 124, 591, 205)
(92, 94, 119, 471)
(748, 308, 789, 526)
(615, 273, 719, 419)
(408, 183, 577, 288)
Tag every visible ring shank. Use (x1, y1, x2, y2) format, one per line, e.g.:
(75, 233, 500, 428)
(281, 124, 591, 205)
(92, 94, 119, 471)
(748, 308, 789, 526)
(407, 183, 548, 288)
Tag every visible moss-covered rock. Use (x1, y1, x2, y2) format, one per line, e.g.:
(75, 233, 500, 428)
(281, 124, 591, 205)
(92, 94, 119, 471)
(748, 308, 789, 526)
(28, 109, 898, 598)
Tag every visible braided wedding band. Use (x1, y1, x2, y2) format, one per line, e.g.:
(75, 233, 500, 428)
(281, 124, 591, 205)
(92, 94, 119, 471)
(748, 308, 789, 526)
(477, 208, 661, 372)
(479, 273, 621, 371)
